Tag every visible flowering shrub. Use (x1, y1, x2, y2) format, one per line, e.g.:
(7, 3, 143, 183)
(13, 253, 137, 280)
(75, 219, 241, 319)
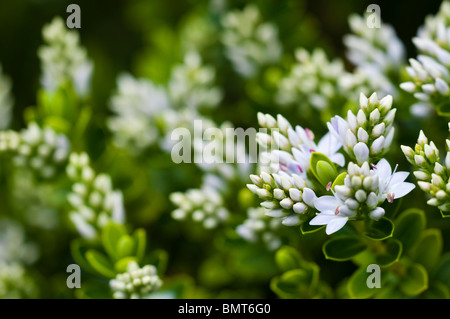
(1, 0, 450, 300)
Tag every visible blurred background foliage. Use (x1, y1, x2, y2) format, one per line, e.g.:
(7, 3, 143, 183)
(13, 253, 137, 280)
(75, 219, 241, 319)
(0, 0, 449, 299)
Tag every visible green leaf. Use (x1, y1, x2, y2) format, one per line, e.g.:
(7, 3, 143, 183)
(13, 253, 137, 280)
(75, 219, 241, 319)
(70, 239, 96, 274)
(101, 222, 127, 261)
(431, 252, 450, 286)
(347, 266, 378, 299)
(300, 222, 325, 235)
(85, 250, 116, 279)
(115, 257, 138, 273)
(270, 268, 319, 299)
(147, 249, 169, 276)
(116, 235, 135, 259)
(393, 209, 426, 253)
(310, 152, 337, 188)
(375, 239, 403, 267)
(364, 217, 394, 240)
(331, 172, 347, 190)
(322, 235, 367, 261)
(399, 263, 428, 296)
(132, 228, 147, 262)
(410, 229, 443, 272)
(421, 282, 450, 299)
(275, 246, 302, 272)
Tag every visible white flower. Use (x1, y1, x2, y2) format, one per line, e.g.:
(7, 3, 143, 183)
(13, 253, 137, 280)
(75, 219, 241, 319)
(374, 158, 416, 203)
(310, 195, 356, 235)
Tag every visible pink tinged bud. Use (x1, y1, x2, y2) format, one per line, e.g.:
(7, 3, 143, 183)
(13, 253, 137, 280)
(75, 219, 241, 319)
(387, 193, 395, 203)
(305, 128, 315, 141)
(293, 202, 307, 214)
(432, 173, 445, 187)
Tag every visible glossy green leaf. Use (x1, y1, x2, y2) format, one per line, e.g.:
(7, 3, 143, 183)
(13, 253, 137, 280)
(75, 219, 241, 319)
(431, 253, 450, 286)
(364, 217, 394, 240)
(275, 246, 302, 272)
(300, 222, 325, 235)
(116, 235, 135, 259)
(70, 239, 96, 274)
(399, 263, 428, 296)
(85, 250, 116, 279)
(331, 172, 347, 190)
(115, 257, 138, 273)
(132, 228, 147, 262)
(271, 268, 319, 298)
(347, 266, 378, 299)
(310, 152, 337, 188)
(393, 209, 426, 253)
(410, 229, 443, 272)
(101, 222, 127, 261)
(375, 239, 402, 267)
(323, 235, 367, 261)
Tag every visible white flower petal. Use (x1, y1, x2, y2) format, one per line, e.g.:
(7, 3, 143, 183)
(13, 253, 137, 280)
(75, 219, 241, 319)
(314, 196, 338, 212)
(309, 212, 336, 225)
(391, 182, 415, 199)
(326, 216, 349, 234)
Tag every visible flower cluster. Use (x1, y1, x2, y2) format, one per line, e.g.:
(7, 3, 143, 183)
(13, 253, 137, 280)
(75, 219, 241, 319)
(170, 183, 230, 229)
(0, 262, 38, 299)
(343, 14, 405, 96)
(0, 65, 13, 130)
(109, 261, 162, 299)
(327, 93, 395, 164)
(38, 17, 93, 96)
(247, 93, 414, 234)
(276, 48, 353, 113)
(168, 51, 222, 111)
(236, 207, 282, 251)
(66, 152, 125, 238)
(0, 123, 70, 178)
(107, 74, 170, 154)
(0, 218, 39, 265)
(311, 159, 414, 234)
(402, 125, 450, 212)
(221, 4, 282, 78)
(400, 1, 450, 116)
